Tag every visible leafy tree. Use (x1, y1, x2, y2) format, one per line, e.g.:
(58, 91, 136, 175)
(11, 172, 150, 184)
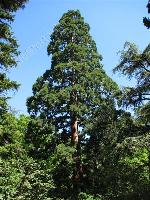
(83, 105, 150, 199)
(0, 114, 30, 199)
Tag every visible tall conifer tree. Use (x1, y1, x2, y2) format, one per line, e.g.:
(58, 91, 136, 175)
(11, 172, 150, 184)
(27, 10, 118, 153)
(0, 0, 28, 112)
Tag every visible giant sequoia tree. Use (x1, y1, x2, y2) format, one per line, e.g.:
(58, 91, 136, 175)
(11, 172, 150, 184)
(27, 10, 118, 156)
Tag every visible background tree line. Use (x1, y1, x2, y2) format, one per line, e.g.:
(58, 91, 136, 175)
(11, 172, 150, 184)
(0, 0, 150, 199)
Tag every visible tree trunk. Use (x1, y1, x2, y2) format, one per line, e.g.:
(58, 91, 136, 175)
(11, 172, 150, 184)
(71, 119, 78, 145)
(71, 119, 84, 195)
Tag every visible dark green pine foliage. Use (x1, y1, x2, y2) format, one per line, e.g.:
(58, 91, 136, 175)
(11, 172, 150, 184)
(0, 0, 28, 112)
(113, 42, 150, 107)
(26, 10, 118, 158)
(143, 0, 150, 29)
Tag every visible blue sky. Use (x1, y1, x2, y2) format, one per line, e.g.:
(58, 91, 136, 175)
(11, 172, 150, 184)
(9, 0, 149, 114)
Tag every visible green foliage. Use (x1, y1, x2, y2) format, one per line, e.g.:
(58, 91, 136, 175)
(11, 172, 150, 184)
(121, 148, 148, 168)
(15, 158, 54, 200)
(78, 192, 103, 200)
(143, 1, 150, 29)
(82, 105, 150, 200)
(0, 0, 28, 112)
(25, 117, 57, 159)
(47, 143, 76, 199)
(0, 114, 29, 199)
(0, 113, 29, 158)
(113, 42, 150, 107)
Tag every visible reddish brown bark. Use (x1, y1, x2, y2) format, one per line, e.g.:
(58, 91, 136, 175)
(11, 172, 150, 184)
(71, 120, 78, 145)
